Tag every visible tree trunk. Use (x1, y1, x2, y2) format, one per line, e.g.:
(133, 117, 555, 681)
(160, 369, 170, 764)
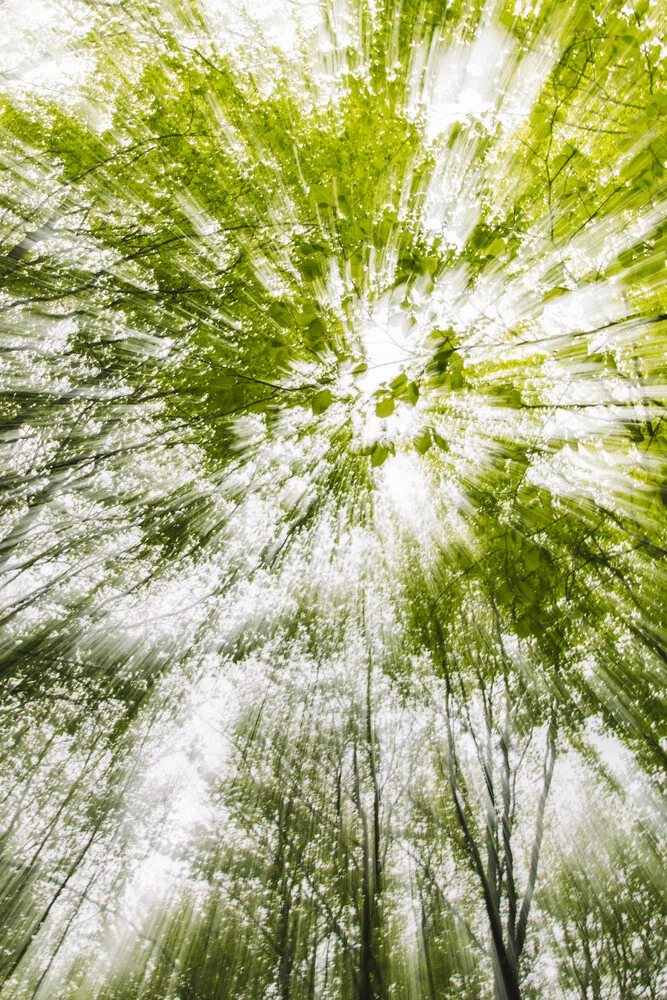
(495, 951, 522, 1000)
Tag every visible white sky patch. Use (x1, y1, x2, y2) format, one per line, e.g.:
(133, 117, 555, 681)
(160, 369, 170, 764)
(0, 0, 93, 100)
(105, 666, 239, 947)
(539, 279, 627, 338)
(423, 25, 514, 141)
(380, 452, 432, 526)
(413, 5, 566, 145)
(356, 293, 418, 394)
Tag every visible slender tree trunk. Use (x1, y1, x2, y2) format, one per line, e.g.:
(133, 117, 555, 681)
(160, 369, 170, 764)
(355, 736, 374, 1000)
(420, 903, 438, 1000)
(494, 951, 522, 1000)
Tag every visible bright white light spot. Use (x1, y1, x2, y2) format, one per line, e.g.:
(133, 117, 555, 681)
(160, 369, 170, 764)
(356, 297, 415, 395)
(382, 452, 431, 523)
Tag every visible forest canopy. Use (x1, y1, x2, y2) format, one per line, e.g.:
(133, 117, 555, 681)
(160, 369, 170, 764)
(0, 0, 666, 998)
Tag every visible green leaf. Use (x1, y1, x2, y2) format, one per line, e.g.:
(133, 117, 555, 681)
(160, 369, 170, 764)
(515, 615, 536, 638)
(375, 395, 395, 418)
(413, 428, 432, 454)
(309, 184, 334, 206)
(306, 318, 327, 344)
(403, 380, 419, 405)
(370, 443, 389, 467)
(268, 301, 293, 327)
(522, 544, 541, 572)
(495, 581, 514, 605)
(311, 389, 334, 414)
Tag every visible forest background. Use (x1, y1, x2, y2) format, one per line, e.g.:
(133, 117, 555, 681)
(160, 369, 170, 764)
(0, 0, 666, 997)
